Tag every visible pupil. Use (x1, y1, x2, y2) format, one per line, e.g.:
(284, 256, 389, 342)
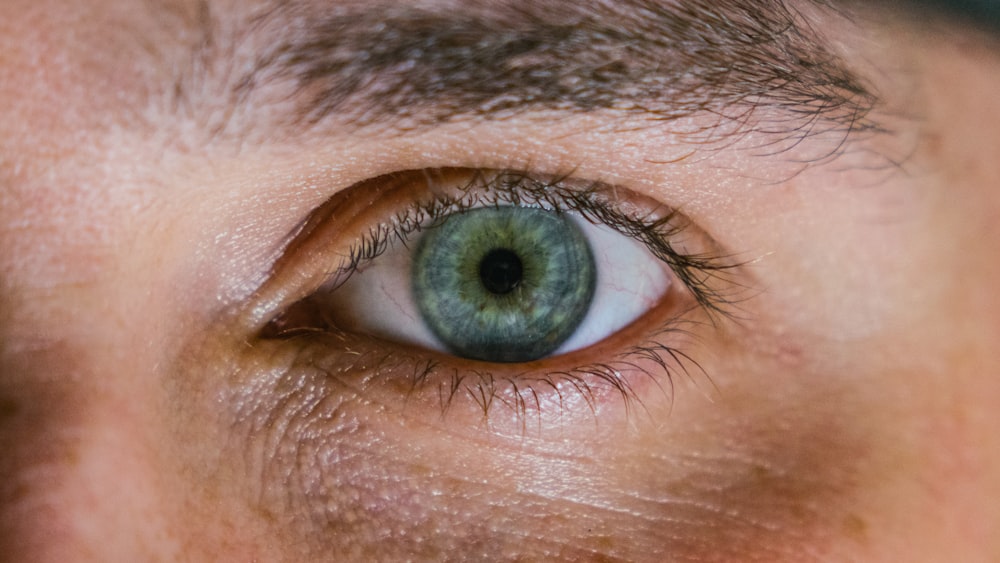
(479, 248, 524, 295)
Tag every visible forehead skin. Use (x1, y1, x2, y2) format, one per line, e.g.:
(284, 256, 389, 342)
(1, 0, 1000, 561)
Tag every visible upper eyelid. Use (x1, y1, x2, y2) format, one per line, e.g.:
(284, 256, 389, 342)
(252, 169, 745, 337)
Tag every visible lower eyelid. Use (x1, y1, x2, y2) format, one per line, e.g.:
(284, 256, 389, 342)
(262, 278, 707, 429)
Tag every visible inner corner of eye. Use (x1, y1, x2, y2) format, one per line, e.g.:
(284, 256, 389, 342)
(274, 202, 674, 365)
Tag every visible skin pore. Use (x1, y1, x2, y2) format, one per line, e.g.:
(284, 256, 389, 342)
(1, 0, 1000, 561)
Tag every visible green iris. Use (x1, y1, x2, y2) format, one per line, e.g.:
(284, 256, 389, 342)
(412, 206, 596, 363)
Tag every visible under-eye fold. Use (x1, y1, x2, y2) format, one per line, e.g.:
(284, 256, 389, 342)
(260, 169, 740, 418)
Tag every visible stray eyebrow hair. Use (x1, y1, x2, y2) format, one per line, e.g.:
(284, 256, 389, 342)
(226, 0, 876, 138)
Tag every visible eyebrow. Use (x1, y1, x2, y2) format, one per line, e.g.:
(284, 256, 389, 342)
(226, 0, 877, 137)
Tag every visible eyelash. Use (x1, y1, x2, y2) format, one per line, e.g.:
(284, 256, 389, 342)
(263, 169, 740, 422)
(339, 169, 737, 311)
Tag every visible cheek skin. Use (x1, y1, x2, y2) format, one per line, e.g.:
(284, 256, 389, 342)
(166, 317, 887, 562)
(894, 37, 1000, 557)
(0, 231, 274, 560)
(0, 323, 176, 559)
(0, 144, 286, 560)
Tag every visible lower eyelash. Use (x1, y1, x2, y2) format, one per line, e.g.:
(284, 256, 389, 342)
(271, 300, 711, 426)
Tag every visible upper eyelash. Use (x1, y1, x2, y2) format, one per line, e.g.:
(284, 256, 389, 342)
(336, 169, 742, 317)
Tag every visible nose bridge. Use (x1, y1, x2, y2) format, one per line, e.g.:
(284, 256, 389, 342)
(0, 340, 177, 562)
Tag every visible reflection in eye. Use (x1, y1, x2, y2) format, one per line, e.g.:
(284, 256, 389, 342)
(264, 170, 737, 416)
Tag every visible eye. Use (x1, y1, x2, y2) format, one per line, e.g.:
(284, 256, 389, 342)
(255, 168, 741, 424)
(263, 169, 734, 372)
(311, 205, 671, 363)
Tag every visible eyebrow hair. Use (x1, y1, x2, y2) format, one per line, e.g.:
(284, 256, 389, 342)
(226, 0, 876, 138)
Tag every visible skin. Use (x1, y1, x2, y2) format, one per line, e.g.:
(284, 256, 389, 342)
(1, 1, 999, 561)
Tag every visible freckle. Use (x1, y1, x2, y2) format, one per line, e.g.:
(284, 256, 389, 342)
(0, 398, 21, 419)
(252, 505, 280, 525)
(8, 482, 30, 502)
(573, 533, 620, 561)
(591, 549, 618, 563)
(751, 464, 770, 483)
(61, 448, 80, 468)
(842, 514, 868, 542)
(790, 503, 808, 520)
(921, 131, 945, 159)
(411, 464, 432, 477)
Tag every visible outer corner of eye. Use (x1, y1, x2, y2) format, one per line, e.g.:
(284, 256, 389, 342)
(283, 192, 677, 365)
